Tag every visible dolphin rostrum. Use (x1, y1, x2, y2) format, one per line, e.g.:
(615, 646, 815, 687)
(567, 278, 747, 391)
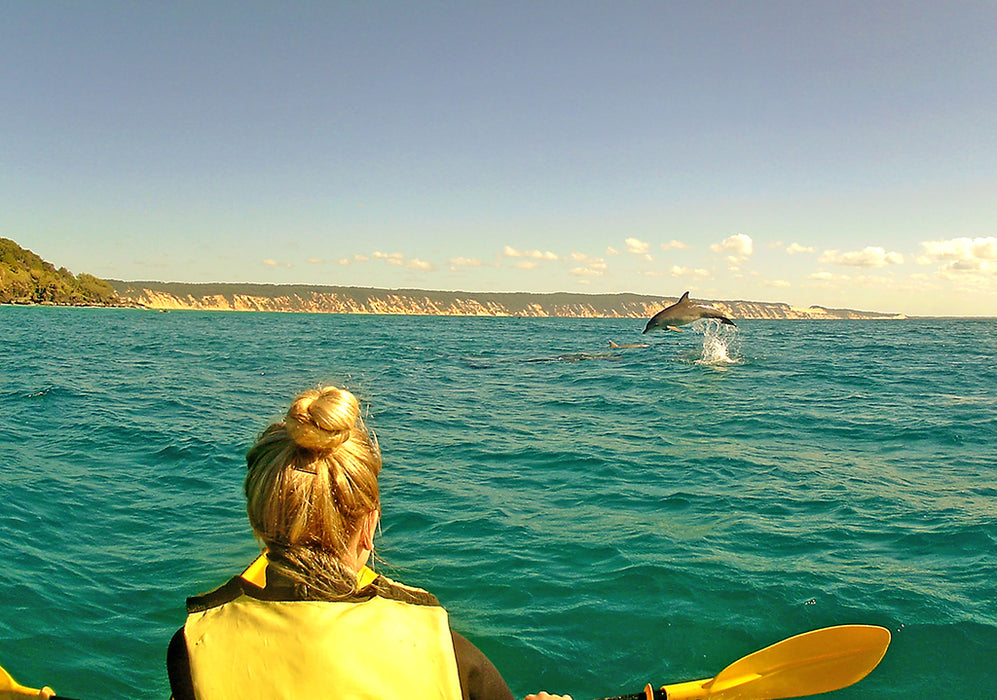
(642, 291, 737, 333)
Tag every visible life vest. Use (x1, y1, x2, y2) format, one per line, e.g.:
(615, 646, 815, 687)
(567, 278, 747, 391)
(183, 571, 463, 700)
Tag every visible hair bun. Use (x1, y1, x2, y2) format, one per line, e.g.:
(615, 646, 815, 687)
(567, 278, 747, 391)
(285, 386, 361, 452)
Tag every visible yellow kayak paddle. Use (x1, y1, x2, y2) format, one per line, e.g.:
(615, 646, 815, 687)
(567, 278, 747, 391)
(604, 624, 891, 699)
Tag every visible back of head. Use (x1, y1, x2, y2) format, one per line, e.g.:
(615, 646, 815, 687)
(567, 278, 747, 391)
(244, 386, 381, 592)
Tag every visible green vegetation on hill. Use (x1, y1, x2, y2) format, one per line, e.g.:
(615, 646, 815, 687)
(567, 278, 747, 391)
(0, 238, 120, 305)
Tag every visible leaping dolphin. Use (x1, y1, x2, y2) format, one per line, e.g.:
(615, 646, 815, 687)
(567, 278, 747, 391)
(642, 291, 737, 333)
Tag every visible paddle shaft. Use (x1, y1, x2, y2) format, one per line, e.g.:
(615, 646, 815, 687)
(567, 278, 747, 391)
(600, 691, 667, 700)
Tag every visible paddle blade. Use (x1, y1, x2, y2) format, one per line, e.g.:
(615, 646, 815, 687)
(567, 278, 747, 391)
(702, 624, 891, 699)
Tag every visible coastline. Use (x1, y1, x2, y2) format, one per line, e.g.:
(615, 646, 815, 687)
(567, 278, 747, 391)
(102, 280, 907, 320)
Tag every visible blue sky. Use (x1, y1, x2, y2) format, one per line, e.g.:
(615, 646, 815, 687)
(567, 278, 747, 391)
(3, 1, 995, 316)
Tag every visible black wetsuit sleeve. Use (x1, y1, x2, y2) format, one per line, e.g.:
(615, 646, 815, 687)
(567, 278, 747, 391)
(451, 630, 515, 700)
(166, 627, 196, 700)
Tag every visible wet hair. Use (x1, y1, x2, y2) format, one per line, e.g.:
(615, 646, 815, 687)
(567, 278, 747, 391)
(244, 386, 381, 596)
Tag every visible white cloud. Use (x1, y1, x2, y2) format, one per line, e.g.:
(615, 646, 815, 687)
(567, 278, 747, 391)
(762, 279, 792, 288)
(670, 265, 709, 277)
(515, 260, 539, 270)
(343, 251, 434, 271)
(661, 240, 691, 251)
(915, 237, 997, 282)
(786, 243, 815, 255)
(449, 257, 483, 269)
(951, 259, 987, 272)
(406, 258, 433, 271)
(503, 245, 558, 260)
(710, 233, 753, 257)
(570, 258, 608, 277)
(372, 251, 405, 265)
(306, 257, 325, 264)
(569, 267, 602, 277)
(263, 259, 292, 268)
(605, 246, 619, 256)
(916, 237, 997, 265)
(625, 237, 650, 255)
(820, 246, 904, 268)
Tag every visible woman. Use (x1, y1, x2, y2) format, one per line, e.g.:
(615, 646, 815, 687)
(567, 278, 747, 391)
(167, 385, 569, 700)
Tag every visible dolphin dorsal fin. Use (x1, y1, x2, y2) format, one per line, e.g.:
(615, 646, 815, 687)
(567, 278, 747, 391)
(679, 291, 690, 302)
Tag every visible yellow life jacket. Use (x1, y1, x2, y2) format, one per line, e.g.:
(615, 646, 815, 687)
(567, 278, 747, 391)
(183, 563, 463, 700)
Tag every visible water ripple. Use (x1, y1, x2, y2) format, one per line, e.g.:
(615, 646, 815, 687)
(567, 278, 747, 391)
(1, 309, 994, 698)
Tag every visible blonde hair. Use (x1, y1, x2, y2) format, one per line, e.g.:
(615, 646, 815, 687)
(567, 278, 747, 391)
(244, 386, 381, 595)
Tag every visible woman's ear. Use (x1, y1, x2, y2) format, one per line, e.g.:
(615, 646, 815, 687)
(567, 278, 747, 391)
(361, 509, 380, 550)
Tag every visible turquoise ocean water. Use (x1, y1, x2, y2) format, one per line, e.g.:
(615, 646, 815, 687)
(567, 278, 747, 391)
(1, 306, 995, 699)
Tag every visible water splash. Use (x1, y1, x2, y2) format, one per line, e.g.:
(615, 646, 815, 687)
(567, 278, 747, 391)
(693, 319, 740, 366)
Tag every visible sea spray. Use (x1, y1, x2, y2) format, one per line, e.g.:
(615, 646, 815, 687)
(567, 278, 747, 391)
(693, 319, 740, 365)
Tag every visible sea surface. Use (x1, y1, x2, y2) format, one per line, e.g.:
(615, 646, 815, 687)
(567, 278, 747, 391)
(1, 306, 995, 699)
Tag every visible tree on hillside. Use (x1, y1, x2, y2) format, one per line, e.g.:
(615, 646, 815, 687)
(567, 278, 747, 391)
(0, 238, 121, 305)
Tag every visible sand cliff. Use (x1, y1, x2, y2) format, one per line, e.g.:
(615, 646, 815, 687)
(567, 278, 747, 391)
(108, 281, 905, 320)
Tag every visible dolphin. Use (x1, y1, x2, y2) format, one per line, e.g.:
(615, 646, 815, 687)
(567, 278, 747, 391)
(609, 340, 650, 349)
(642, 291, 737, 333)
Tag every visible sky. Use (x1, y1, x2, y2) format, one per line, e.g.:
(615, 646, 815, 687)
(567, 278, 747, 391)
(2, 2, 995, 316)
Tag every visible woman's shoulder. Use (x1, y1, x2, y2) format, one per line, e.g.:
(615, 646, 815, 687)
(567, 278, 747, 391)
(186, 576, 251, 613)
(369, 572, 442, 607)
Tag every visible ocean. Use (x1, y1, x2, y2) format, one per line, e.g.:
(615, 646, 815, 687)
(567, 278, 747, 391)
(1, 306, 995, 699)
